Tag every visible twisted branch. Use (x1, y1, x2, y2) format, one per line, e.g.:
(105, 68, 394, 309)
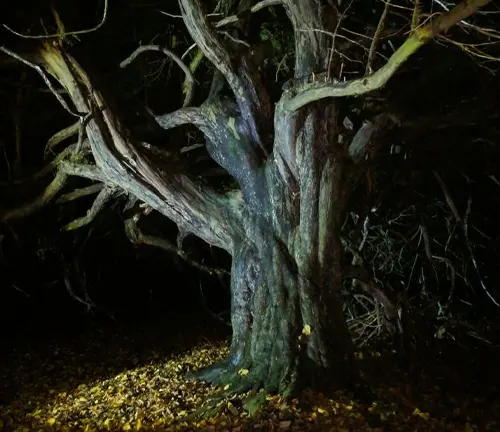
(283, 0, 493, 111)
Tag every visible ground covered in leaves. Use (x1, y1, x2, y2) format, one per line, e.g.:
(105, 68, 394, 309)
(1, 321, 499, 432)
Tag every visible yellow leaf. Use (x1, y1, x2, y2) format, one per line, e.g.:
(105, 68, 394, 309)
(238, 369, 249, 376)
(412, 407, 430, 421)
(103, 419, 111, 430)
(123, 423, 131, 430)
(302, 324, 311, 336)
(47, 418, 56, 426)
(135, 417, 142, 430)
(223, 384, 230, 390)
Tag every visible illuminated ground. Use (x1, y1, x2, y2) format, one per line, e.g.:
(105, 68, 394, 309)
(0, 323, 499, 431)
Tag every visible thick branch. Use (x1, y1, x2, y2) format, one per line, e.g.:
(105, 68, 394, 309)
(178, 0, 273, 155)
(39, 42, 243, 252)
(124, 217, 230, 278)
(62, 186, 120, 231)
(155, 102, 269, 213)
(283, 0, 492, 112)
(281, 0, 339, 77)
(59, 161, 107, 183)
(57, 183, 104, 203)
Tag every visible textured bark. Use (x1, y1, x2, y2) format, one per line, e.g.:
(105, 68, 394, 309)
(179, 0, 359, 393)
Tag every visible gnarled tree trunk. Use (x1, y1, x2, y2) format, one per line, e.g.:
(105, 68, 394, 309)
(25, 0, 489, 397)
(195, 112, 359, 392)
(174, 0, 359, 393)
(29, 0, 373, 395)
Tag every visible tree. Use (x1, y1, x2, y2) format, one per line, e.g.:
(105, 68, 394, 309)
(0, 0, 494, 397)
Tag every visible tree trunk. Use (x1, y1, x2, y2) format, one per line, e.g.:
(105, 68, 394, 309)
(180, 0, 361, 394)
(187, 88, 361, 393)
(194, 217, 358, 394)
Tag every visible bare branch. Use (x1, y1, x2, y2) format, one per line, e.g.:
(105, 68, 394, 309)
(154, 107, 208, 130)
(2, 0, 108, 39)
(463, 197, 500, 308)
(57, 183, 105, 203)
(214, 0, 281, 28)
(62, 186, 121, 231)
(38, 42, 243, 251)
(281, 0, 339, 77)
(366, 0, 391, 75)
(433, 171, 461, 223)
(0, 143, 86, 186)
(0, 46, 81, 117)
(0, 170, 68, 223)
(283, 0, 493, 111)
(179, 0, 273, 155)
(348, 113, 399, 163)
(59, 161, 107, 183)
(124, 217, 230, 278)
(411, 0, 421, 30)
(156, 100, 269, 212)
(45, 121, 79, 156)
(420, 224, 456, 306)
(120, 45, 195, 108)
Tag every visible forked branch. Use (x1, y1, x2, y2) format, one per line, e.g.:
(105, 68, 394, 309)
(283, 0, 493, 111)
(121, 45, 195, 108)
(178, 0, 273, 154)
(62, 186, 120, 231)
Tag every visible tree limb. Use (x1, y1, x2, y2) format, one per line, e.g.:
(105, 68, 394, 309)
(179, 0, 273, 156)
(120, 45, 195, 108)
(45, 121, 79, 156)
(124, 216, 230, 278)
(38, 41, 243, 252)
(281, 0, 339, 78)
(0, 143, 87, 186)
(156, 101, 269, 212)
(62, 186, 121, 231)
(57, 183, 105, 203)
(59, 161, 107, 183)
(0, 170, 68, 223)
(282, 0, 493, 112)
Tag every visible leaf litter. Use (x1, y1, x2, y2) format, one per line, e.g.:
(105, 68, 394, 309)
(0, 327, 499, 431)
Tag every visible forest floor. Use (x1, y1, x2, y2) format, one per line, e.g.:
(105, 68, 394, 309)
(0, 317, 499, 432)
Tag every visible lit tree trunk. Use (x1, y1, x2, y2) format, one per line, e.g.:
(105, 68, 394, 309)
(195, 99, 359, 391)
(171, 0, 359, 393)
